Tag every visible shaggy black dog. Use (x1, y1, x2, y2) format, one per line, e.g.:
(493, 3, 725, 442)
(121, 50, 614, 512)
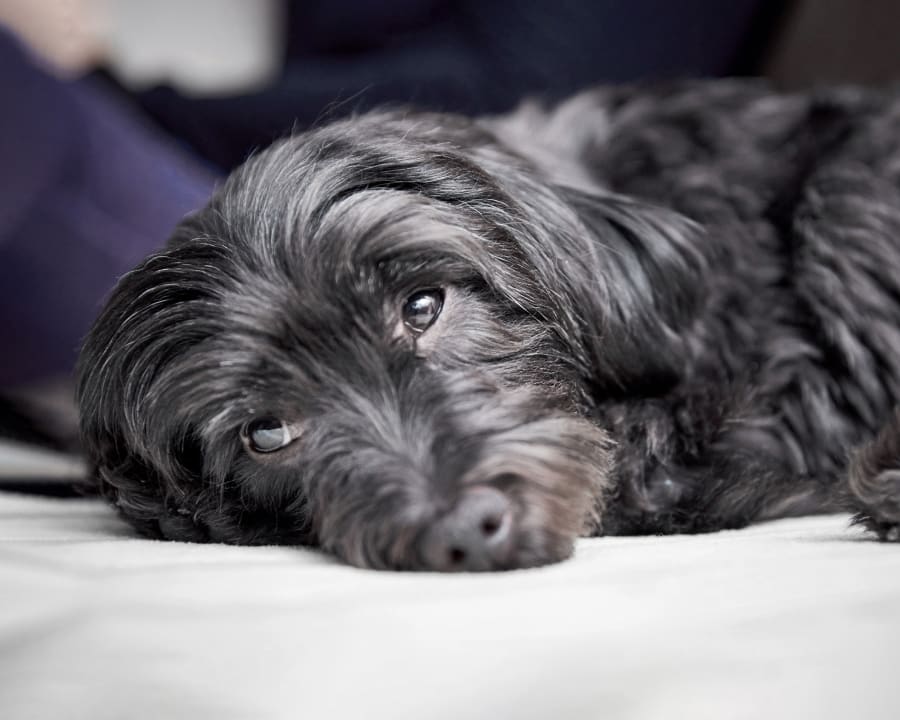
(78, 80, 900, 570)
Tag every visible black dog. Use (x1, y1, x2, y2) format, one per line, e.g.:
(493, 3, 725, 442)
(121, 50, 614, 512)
(77, 80, 900, 570)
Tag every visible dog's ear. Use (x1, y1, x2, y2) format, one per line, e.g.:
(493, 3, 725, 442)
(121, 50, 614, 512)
(76, 236, 312, 546)
(83, 430, 213, 542)
(560, 188, 706, 380)
(77, 327, 213, 542)
(494, 179, 707, 394)
(78, 340, 279, 545)
(557, 186, 705, 391)
(80, 407, 308, 545)
(75, 239, 228, 543)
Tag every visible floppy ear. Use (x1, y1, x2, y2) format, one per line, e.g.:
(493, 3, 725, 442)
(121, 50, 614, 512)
(495, 180, 707, 394)
(82, 430, 213, 542)
(79, 388, 309, 545)
(556, 186, 706, 391)
(75, 236, 241, 544)
(461, 137, 706, 391)
(76, 235, 313, 546)
(75, 265, 215, 543)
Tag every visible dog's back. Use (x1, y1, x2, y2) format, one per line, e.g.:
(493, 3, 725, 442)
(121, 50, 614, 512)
(492, 81, 900, 535)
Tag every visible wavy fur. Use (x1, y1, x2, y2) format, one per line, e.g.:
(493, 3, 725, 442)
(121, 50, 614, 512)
(78, 80, 900, 569)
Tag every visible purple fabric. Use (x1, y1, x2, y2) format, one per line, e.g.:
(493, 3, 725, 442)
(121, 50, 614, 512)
(0, 29, 216, 386)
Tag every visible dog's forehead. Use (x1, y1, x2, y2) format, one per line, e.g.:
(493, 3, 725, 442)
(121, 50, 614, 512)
(216, 115, 508, 237)
(201, 195, 460, 356)
(208, 142, 498, 295)
(184, 119, 525, 368)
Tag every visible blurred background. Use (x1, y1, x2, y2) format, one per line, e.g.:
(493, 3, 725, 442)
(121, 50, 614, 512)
(1, 0, 900, 456)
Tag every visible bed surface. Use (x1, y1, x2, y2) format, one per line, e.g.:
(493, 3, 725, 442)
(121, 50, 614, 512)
(2, 472, 900, 720)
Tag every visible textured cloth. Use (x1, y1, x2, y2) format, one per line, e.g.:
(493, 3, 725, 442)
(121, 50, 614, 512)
(1, 490, 898, 719)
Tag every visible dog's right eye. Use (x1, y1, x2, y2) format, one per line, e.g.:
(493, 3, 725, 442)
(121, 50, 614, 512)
(241, 417, 294, 453)
(402, 289, 444, 334)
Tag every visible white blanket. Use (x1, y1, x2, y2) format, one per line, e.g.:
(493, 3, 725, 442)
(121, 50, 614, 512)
(1, 490, 899, 720)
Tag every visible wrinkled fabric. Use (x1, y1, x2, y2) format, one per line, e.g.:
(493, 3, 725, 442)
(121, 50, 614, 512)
(0, 489, 897, 720)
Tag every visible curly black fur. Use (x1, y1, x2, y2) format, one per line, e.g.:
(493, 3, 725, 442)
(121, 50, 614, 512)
(77, 80, 900, 570)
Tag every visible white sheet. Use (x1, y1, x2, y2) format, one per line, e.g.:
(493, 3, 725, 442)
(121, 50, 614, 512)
(1, 490, 899, 720)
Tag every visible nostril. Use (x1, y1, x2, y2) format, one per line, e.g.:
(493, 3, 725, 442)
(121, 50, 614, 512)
(474, 493, 512, 548)
(480, 514, 502, 538)
(448, 547, 467, 566)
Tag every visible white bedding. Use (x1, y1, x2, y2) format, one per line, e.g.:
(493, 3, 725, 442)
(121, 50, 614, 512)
(1, 489, 899, 720)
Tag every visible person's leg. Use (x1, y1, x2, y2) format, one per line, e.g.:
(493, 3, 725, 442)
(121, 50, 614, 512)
(0, 29, 217, 386)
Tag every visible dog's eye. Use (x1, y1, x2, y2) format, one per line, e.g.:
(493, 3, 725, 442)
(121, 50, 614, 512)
(242, 417, 294, 453)
(403, 289, 444, 334)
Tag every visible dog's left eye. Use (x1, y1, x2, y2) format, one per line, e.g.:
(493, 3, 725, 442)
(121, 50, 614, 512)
(241, 417, 294, 453)
(403, 289, 444, 334)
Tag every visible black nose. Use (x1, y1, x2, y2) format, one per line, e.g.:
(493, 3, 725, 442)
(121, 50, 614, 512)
(421, 487, 515, 571)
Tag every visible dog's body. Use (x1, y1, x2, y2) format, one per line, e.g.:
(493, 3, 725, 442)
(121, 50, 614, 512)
(78, 80, 900, 570)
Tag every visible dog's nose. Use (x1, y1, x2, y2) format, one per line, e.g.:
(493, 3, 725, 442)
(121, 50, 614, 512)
(421, 487, 515, 571)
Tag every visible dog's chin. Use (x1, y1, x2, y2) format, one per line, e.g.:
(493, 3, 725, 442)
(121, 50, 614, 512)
(313, 414, 613, 572)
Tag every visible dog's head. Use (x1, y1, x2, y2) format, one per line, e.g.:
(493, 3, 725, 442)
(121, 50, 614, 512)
(77, 111, 702, 570)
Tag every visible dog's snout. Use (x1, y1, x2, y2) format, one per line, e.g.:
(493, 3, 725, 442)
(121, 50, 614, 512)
(421, 487, 515, 571)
